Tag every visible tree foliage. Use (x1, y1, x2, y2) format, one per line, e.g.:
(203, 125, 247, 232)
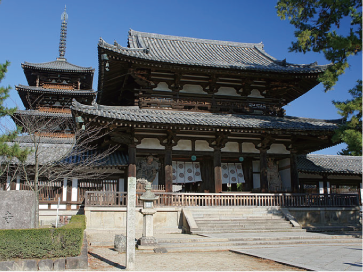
(0, 61, 29, 163)
(277, 0, 362, 155)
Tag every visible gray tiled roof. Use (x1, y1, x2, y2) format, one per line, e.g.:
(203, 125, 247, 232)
(99, 29, 328, 73)
(297, 154, 362, 175)
(2, 141, 127, 167)
(16, 85, 96, 96)
(15, 135, 76, 144)
(72, 100, 340, 132)
(14, 109, 72, 118)
(22, 59, 94, 72)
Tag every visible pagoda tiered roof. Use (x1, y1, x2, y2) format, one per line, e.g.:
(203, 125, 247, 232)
(16, 84, 96, 95)
(99, 29, 328, 73)
(22, 59, 94, 73)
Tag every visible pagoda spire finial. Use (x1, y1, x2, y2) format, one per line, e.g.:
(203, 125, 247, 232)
(58, 6, 68, 60)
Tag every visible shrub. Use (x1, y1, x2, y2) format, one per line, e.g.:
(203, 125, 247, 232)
(0, 215, 85, 261)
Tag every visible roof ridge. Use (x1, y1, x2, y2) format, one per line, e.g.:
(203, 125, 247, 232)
(22, 59, 94, 71)
(128, 29, 264, 50)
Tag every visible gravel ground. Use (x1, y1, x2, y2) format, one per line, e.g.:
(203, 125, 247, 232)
(88, 246, 306, 271)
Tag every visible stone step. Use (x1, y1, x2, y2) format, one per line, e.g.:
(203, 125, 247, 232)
(157, 234, 361, 244)
(160, 241, 362, 253)
(194, 215, 285, 220)
(195, 222, 292, 228)
(191, 228, 306, 234)
(195, 219, 290, 224)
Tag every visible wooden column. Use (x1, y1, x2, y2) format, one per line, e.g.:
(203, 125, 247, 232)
(290, 150, 299, 193)
(243, 157, 253, 191)
(214, 147, 222, 193)
(164, 147, 173, 192)
(260, 148, 268, 193)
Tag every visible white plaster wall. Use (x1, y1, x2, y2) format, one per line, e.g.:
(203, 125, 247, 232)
(248, 89, 264, 98)
(221, 142, 239, 152)
(180, 84, 207, 94)
(215, 87, 240, 96)
(153, 82, 172, 92)
(195, 140, 213, 151)
(267, 144, 290, 154)
(173, 140, 192, 151)
(51, 204, 67, 210)
(242, 142, 259, 153)
(137, 138, 165, 150)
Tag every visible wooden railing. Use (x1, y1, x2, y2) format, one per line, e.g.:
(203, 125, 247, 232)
(85, 192, 360, 207)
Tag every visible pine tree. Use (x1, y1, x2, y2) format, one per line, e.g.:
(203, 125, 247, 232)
(0, 61, 29, 170)
(277, 0, 362, 155)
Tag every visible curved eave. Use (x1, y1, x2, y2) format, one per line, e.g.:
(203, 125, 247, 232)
(71, 100, 340, 134)
(21, 61, 95, 73)
(13, 110, 72, 119)
(16, 85, 96, 96)
(98, 38, 329, 75)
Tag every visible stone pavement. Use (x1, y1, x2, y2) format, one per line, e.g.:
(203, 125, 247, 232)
(232, 244, 362, 271)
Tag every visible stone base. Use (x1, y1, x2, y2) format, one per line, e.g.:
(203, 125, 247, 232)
(137, 236, 158, 250)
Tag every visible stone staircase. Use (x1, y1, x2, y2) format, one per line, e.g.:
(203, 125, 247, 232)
(184, 207, 304, 234)
(156, 232, 362, 252)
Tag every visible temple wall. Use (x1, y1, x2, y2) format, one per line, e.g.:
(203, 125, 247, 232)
(85, 207, 182, 234)
(215, 87, 240, 96)
(242, 142, 259, 153)
(180, 84, 207, 94)
(195, 140, 213, 151)
(221, 142, 239, 152)
(267, 144, 289, 154)
(153, 82, 172, 92)
(287, 207, 361, 229)
(173, 140, 192, 151)
(137, 138, 165, 150)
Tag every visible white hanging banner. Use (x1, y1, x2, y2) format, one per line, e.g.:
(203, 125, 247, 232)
(185, 162, 194, 183)
(172, 161, 202, 183)
(228, 163, 238, 184)
(193, 162, 202, 182)
(176, 161, 185, 183)
(236, 163, 245, 183)
(172, 161, 178, 184)
(221, 163, 230, 184)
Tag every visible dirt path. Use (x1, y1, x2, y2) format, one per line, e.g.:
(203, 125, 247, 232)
(88, 246, 306, 271)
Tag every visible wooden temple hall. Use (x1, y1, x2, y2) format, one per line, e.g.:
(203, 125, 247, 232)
(3, 8, 362, 211)
(71, 29, 361, 195)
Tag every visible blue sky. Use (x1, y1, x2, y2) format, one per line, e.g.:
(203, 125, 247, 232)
(0, 0, 361, 155)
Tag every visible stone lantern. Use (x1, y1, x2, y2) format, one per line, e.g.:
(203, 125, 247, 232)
(137, 180, 159, 249)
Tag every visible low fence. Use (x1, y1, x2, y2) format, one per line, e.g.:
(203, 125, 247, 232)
(85, 192, 360, 207)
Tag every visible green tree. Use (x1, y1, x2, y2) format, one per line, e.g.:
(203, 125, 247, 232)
(277, 0, 362, 155)
(0, 61, 29, 171)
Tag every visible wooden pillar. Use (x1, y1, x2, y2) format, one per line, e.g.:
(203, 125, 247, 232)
(243, 158, 253, 191)
(290, 150, 299, 193)
(260, 149, 268, 193)
(164, 147, 173, 192)
(214, 148, 222, 193)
